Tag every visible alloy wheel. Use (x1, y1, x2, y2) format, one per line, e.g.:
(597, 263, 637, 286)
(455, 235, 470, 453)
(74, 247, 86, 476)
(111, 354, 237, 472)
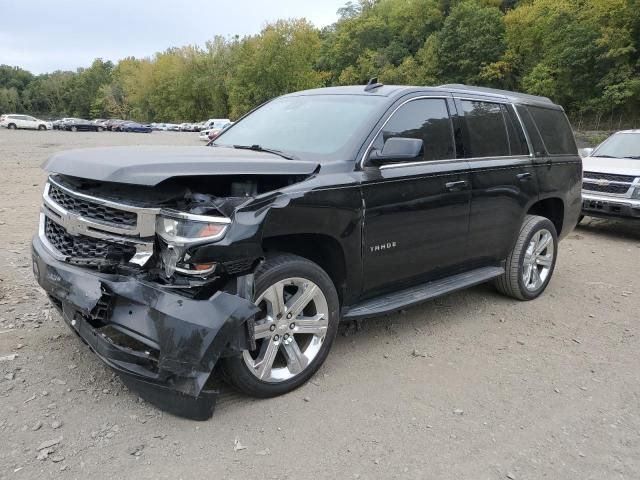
(243, 277, 329, 383)
(522, 228, 554, 291)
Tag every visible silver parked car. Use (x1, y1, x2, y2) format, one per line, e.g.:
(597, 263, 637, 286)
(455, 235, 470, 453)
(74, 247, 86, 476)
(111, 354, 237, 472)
(581, 130, 640, 220)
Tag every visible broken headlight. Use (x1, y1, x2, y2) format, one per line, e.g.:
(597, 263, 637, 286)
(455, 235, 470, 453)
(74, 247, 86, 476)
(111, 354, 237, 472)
(156, 210, 230, 245)
(156, 210, 230, 277)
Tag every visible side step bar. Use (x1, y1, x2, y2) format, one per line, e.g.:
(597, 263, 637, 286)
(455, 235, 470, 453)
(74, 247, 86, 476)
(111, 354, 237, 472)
(342, 266, 504, 321)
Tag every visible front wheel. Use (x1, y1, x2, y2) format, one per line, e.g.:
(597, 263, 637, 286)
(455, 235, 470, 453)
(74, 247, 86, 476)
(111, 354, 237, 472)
(7, 123, 16, 130)
(70, 126, 77, 132)
(38, 124, 46, 130)
(223, 254, 339, 398)
(494, 215, 558, 300)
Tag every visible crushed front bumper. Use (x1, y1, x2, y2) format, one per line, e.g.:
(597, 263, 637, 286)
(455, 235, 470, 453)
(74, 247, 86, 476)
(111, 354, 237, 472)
(32, 235, 258, 420)
(582, 192, 640, 220)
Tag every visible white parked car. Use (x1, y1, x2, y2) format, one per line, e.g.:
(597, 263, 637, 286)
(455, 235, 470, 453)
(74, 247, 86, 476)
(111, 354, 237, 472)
(581, 130, 640, 221)
(199, 120, 233, 141)
(1, 114, 51, 130)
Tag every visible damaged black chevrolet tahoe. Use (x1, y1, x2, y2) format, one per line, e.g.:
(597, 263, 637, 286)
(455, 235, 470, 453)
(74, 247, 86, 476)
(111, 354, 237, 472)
(32, 84, 582, 419)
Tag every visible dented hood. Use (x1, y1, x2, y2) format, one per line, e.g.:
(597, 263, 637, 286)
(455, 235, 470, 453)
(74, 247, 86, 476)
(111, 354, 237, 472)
(43, 146, 320, 186)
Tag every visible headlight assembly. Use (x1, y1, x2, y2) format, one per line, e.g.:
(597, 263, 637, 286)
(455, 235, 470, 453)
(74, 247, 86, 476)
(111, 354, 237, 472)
(156, 210, 230, 245)
(156, 210, 230, 277)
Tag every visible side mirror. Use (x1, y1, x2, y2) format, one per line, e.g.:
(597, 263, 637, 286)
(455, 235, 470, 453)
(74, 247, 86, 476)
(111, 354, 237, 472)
(579, 147, 594, 158)
(368, 137, 423, 165)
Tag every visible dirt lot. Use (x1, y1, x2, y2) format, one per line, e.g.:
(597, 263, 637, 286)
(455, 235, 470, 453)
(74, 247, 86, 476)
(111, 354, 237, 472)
(0, 128, 638, 480)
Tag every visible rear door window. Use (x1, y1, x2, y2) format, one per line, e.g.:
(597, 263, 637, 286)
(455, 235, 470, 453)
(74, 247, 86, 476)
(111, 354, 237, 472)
(525, 106, 577, 155)
(459, 100, 510, 157)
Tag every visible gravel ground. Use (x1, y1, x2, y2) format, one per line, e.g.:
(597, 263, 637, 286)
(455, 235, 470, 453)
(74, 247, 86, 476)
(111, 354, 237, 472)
(0, 129, 639, 480)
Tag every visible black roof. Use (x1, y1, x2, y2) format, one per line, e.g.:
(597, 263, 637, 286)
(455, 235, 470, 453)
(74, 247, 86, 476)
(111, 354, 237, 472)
(286, 84, 561, 109)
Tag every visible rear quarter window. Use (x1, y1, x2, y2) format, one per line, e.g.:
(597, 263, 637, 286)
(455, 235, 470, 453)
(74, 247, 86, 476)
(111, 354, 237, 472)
(526, 106, 577, 155)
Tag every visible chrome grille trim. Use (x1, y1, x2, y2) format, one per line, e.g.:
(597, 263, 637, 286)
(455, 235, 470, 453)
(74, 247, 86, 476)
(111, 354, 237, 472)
(582, 173, 639, 198)
(40, 177, 159, 267)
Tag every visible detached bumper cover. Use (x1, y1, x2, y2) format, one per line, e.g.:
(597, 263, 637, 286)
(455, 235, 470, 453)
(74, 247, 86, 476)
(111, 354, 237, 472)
(582, 192, 640, 219)
(32, 236, 259, 420)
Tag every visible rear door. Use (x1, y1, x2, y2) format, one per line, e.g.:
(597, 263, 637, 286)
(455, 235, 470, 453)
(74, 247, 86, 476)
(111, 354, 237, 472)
(454, 97, 538, 265)
(360, 96, 472, 297)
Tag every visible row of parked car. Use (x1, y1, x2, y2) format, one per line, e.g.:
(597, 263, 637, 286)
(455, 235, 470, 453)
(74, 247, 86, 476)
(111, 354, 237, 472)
(0, 114, 233, 138)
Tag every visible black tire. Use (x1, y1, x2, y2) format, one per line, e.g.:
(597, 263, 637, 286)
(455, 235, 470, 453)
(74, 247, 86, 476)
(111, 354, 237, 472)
(494, 215, 558, 301)
(223, 253, 340, 398)
(97, 126, 104, 132)
(38, 124, 46, 130)
(7, 123, 16, 130)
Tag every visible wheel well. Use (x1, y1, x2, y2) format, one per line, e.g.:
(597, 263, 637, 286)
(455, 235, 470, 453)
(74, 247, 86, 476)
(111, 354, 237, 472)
(527, 198, 564, 235)
(262, 234, 347, 303)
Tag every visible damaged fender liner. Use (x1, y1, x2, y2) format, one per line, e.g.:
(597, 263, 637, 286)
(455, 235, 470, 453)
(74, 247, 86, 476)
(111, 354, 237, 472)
(32, 235, 259, 420)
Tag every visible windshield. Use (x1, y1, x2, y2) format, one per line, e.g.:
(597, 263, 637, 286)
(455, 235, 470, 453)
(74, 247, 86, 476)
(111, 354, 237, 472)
(213, 95, 385, 161)
(593, 133, 640, 159)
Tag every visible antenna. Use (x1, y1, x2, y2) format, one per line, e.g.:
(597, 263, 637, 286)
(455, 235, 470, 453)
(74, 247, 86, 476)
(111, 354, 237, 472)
(364, 77, 383, 92)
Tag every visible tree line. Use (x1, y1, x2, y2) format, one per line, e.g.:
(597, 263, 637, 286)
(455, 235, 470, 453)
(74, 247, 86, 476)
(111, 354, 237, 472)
(1, 0, 638, 129)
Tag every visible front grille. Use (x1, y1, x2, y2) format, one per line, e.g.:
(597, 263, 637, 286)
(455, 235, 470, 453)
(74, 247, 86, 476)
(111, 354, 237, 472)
(583, 171, 636, 183)
(44, 217, 135, 263)
(582, 182, 631, 194)
(48, 183, 137, 227)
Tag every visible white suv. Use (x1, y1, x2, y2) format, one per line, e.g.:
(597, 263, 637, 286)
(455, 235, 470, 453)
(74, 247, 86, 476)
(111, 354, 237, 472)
(0, 114, 51, 130)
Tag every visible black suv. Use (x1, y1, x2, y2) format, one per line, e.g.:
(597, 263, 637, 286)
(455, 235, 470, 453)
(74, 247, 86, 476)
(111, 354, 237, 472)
(32, 84, 582, 419)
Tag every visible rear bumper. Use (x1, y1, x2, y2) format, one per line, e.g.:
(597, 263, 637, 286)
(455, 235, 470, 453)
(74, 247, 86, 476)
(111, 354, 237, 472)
(582, 192, 640, 220)
(32, 235, 258, 420)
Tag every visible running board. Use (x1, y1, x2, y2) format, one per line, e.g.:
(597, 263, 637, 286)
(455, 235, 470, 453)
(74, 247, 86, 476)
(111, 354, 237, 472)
(342, 266, 504, 320)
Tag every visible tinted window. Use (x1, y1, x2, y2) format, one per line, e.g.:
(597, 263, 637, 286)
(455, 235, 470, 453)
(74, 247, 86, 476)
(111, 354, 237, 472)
(375, 98, 454, 161)
(501, 104, 529, 156)
(460, 101, 510, 157)
(516, 106, 546, 156)
(527, 106, 577, 155)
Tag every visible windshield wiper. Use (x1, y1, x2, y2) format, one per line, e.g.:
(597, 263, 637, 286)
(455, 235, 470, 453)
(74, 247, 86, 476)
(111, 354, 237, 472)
(233, 144, 296, 160)
(593, 154, 621, 159)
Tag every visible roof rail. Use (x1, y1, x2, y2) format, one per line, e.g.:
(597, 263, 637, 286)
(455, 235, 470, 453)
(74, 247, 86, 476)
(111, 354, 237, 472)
(439, 84, 554, 104)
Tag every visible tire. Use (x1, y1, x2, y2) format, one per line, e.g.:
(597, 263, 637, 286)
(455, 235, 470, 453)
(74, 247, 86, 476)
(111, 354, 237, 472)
(7, 123, 16, 130)
(494, 215, 558, 301)
(97, 126, 104, 132)
(223, 253, 340, 398)
(70, 126, 77, 132)
(38, 125, 46, 130)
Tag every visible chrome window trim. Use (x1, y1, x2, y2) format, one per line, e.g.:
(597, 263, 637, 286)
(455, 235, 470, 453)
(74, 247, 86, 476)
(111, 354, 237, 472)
(361, 95, 537, 169)
(378, 155, 533, 171)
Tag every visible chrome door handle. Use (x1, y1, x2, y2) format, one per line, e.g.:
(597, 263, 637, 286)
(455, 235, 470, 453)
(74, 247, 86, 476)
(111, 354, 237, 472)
(445, 180, 468, 191)
(517, 172, 532, 181)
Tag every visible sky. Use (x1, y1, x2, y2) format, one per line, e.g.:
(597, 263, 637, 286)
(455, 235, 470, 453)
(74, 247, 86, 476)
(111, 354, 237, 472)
(0, 0, 347, 74)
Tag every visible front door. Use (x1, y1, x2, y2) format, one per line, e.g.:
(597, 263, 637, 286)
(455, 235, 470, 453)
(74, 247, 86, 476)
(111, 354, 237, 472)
(360, 97, 471, 297)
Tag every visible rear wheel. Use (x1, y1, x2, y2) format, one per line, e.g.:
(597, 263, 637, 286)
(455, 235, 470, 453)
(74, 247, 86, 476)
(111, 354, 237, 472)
(7, 123, 16, 130)
(494, 215, 558, 300)
(97, 126, 103, 132)
(70, 126, 77, 132)
(223, 254, 339, 398)
(38, 124, 46, 130)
